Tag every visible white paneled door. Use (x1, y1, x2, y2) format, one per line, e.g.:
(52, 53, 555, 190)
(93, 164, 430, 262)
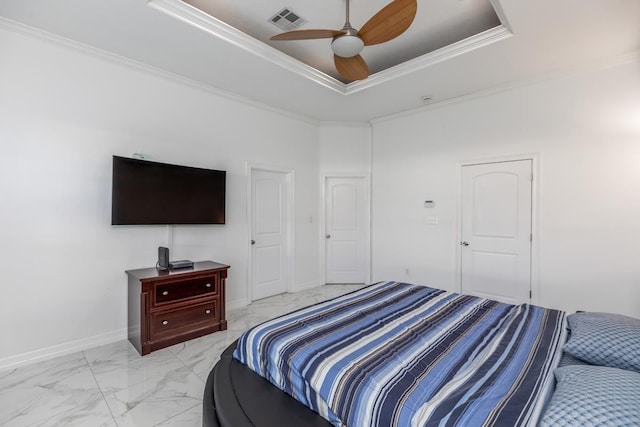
(251, 169, 289, 300)
(460, 160, 532, 304)
(325, 177, 368, 284)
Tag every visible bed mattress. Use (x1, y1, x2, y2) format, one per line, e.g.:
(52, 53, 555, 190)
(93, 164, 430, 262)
(233, 281, 567, 427)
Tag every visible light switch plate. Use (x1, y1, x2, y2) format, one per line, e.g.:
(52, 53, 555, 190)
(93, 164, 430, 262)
(425, 216, 439, 225)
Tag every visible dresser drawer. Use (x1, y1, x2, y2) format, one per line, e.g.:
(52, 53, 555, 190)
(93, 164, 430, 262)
(150, 299, 220, 338)
(154, 274, 218, 305)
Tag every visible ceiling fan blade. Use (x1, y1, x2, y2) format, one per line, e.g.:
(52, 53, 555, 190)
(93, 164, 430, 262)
(358, 0, 417, 46)
(334, 54, 370, 81)
(270, 29, 345, 41)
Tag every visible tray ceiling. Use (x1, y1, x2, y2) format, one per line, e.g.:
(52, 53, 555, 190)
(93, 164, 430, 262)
(183, 0, 502, 82)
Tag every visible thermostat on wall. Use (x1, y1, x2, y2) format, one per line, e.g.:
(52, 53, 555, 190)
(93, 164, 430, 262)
(424, 200, 435, 208)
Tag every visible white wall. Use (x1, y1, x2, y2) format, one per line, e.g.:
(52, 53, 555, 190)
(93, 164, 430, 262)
(318, 123, 372, 173)
(371, 60, 640, 318)
(0, 27, 321, 366)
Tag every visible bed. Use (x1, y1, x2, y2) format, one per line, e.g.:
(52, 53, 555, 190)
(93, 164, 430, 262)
(204, 281, 573, 426)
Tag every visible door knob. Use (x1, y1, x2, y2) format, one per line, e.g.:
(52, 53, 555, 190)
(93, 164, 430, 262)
(251, 240, 255, 245)
(460, 241, 469, 246)
(325, 234, 331, 239)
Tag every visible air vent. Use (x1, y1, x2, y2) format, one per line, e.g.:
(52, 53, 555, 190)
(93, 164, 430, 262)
(268, 7, 307, 32)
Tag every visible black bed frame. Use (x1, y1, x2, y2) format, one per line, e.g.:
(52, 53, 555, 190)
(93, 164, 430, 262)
(203, 341, 333, 427)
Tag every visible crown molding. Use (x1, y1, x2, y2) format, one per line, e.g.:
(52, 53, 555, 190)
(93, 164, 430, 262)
(370, 51, 640, 124)
(319, 121, 372, 128)
(148, 0, 346, 94)
(0, 16, 320, 125)
(148, 0, 513, 96)
(346, 26, 512, 94)
(489, 0, 512, 33)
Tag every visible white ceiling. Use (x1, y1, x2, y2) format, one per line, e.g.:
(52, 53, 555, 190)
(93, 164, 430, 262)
(0, 0, 639, 123)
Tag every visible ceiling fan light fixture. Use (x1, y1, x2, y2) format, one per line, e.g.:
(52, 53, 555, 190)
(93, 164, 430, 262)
(269, 0, 417, 80)
(331, 35, 364, 58)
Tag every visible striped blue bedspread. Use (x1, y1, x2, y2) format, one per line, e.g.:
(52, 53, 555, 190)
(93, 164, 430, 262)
(233, 281, 567, 427)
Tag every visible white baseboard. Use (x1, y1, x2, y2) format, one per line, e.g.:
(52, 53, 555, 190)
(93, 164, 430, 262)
(0, 328, 127, 372)
(294, 279, 322, 292)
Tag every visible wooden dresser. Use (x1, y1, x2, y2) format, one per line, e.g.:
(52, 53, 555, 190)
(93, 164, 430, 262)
(126, 261, 230, 355)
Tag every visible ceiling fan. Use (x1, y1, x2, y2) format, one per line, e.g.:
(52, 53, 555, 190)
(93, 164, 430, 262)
(269, 0, 418, 81)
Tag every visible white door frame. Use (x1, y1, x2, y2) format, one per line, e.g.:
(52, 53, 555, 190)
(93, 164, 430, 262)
(320, 172, 371, 286)
(455, 154, 540, 304)
(246, 164, 295, 303)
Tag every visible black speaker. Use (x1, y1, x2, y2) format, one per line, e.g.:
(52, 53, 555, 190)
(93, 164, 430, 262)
(158, 246, 169, 271)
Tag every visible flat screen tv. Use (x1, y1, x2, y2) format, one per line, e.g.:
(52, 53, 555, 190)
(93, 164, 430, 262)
(111, 156, 226, 225)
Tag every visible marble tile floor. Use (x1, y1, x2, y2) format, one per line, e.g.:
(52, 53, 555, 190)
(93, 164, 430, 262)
(0, 284, 364, 427)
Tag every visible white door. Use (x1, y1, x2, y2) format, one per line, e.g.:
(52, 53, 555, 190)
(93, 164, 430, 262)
(251, 169, 289, 300)
(460, 160, 532, 304)
(325, 177, 367, 284)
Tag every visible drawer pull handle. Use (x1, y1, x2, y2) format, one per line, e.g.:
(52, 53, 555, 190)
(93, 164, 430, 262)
(162, 320, 168, 326)
(205, 309, 211, 314)
(205, 283, 212, 288)
(162, 291, 169, 296)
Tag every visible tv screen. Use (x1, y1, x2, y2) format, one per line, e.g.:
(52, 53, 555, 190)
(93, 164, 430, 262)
(111, 156, 226, 225)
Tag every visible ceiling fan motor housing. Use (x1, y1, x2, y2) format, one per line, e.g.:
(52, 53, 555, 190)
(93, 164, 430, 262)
(331, 27, 364, 58)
